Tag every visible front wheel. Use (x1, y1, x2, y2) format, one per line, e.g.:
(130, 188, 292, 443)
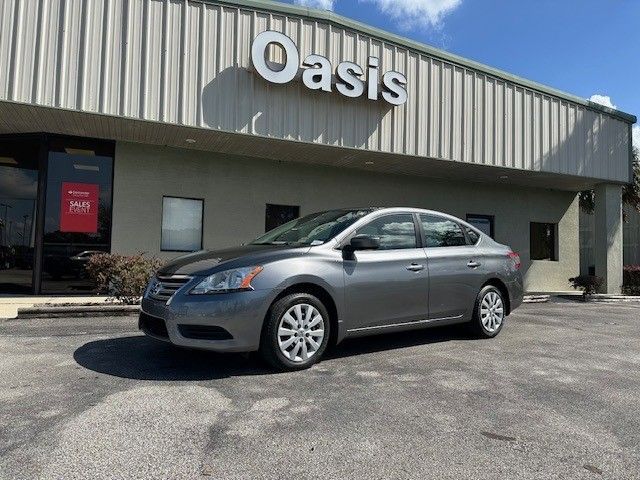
(260, 293, 331, 371)
(470, 285, 506, 338)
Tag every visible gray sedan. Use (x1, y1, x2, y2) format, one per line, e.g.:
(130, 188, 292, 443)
(140, 207, 523, 370)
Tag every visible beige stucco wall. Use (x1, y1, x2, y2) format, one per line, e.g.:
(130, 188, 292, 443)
(112, 141, 579, 292)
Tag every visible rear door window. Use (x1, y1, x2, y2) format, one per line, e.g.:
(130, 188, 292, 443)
(419, 214, 466, 248)
(464, 226, 480, 245)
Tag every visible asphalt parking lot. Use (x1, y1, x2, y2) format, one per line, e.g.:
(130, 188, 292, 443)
(1, 301, 639, 479)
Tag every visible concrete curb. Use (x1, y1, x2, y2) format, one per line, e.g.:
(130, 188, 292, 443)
(523, 295, 550, 303)
(557, 294, 640, 303)
(15, 304, 140, 319)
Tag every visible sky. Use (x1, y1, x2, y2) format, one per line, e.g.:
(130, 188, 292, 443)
(283, 0, 639, 149)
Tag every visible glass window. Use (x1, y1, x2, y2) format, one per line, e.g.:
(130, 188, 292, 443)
(465, 226, 480, 245)
(466, 214, 494, 238)
(161, 197, 203, 252)
(252, 209, 373, 246)
(41, 139, 114, 293)
(420, 214, 466, 248)
(355, 214, 417, 250)
(530, 222, 557, 261)
(265, 204, 300, 232)
(0, 138, 40, 294)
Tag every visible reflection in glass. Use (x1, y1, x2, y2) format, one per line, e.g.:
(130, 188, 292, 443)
(253, 209, 373, 246)
(0, 141, 39, 293)
(41, 148, 113, 293)
(161, 197, 204, 252)
(356, 214, 417, 250)
(420, 214, 467, 248)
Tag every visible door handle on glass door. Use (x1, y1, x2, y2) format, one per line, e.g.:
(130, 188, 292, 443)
(406, 263, 425, 272)
(467, 260, 480, 268)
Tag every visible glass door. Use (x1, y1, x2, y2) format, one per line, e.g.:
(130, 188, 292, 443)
(0, 139, 40, 294)
(40, 138, 114, 293)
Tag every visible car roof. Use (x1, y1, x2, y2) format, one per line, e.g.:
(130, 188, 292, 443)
(364, 206, 465, 220)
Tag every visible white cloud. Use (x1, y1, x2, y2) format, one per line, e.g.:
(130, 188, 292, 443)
(633, 125, 640, 151)
(359, 0, 462, 30)
(589, 94, 617, 110)
(294, 0, 335, 10)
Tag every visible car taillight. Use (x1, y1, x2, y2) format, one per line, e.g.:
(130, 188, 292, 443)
(507, 251, 521, 269)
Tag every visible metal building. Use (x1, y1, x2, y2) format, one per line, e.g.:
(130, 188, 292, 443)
(0, 0, 636, 294)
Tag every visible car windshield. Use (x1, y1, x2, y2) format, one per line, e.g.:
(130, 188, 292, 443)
(251, 209, 374, 246)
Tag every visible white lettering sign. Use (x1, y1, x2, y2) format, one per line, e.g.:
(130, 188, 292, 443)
(251, 31, 408, 106)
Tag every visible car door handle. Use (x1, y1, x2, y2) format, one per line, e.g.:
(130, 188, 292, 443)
(406, 263, 425, 272)
(467, 261, 481, 268)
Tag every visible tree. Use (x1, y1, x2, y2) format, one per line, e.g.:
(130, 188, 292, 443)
(579, 147, 640, 220)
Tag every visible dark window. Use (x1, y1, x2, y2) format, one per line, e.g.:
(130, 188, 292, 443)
(265, 204, 300, 232)
(466, 214, 494, 238)
(161, 197, 203, 252)
(530, 222, 557, 261)
(464, 226, 480, 245)
(41, 138, 114, 293)
(355, 213, 417, 250)
(0, 138, 40, 293)
(420, 214, 466, 248)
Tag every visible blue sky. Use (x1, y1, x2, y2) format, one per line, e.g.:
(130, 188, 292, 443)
(284, 0, 639, 148)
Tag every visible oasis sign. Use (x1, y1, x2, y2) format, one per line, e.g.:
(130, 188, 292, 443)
(251, 31, 408, 106)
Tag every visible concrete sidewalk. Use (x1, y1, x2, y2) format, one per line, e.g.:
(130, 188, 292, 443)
(0, 296, 113, 319)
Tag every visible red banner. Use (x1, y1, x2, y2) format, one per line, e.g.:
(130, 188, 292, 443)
(60, 182, 99, 233)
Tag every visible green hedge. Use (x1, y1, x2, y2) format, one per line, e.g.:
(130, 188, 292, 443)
(86, 253, 163, 304)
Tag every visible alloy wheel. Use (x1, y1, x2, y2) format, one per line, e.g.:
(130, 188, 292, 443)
(480, 291, 504, 333)
(277, 303, 325, 363)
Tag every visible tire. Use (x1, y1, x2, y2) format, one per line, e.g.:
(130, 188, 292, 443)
(260, 293, 331, 371)
(470, 285, 506, 338)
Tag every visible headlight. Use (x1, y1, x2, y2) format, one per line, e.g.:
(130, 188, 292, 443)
(190, 266, 263, 295)
(145, 278, 159, 295)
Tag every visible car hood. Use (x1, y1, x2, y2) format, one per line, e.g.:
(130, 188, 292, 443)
(157, 244, 308, 276)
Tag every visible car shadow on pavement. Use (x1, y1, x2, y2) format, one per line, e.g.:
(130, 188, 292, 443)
(73, 336, 271, 381)
(327, 324, 471, 360)
(73, 325, 471, 380)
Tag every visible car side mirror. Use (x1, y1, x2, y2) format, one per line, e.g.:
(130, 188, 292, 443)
(345, 235, 380, 252)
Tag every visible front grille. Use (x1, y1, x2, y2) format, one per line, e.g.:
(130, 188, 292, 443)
(139, 312, 169, 339)
(148, 275, 192, 301)
(178, 324, 233, 341)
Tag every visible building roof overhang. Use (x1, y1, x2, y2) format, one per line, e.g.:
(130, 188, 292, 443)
(0, 99, 618, 192)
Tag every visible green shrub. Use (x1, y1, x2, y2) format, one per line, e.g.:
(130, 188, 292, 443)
(86, 253, 163, 304)
(568, 275, 604, 297)
(623, 265, 640, 295)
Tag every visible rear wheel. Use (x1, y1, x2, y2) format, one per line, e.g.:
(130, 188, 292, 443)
(470, 285, 506, 338)
(260, 293, 331, 371)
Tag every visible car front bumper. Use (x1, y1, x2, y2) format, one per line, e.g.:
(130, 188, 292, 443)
(140, 288, 277, 353)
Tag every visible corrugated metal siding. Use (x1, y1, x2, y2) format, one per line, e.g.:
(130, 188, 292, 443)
(0, 0, 632, 182)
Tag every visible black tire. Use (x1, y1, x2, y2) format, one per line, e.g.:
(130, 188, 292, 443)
(469, 285, 506, 338)
(260, 293, 331, 371)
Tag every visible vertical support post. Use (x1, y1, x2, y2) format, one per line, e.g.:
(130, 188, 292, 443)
(594, 183, 623, 293)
